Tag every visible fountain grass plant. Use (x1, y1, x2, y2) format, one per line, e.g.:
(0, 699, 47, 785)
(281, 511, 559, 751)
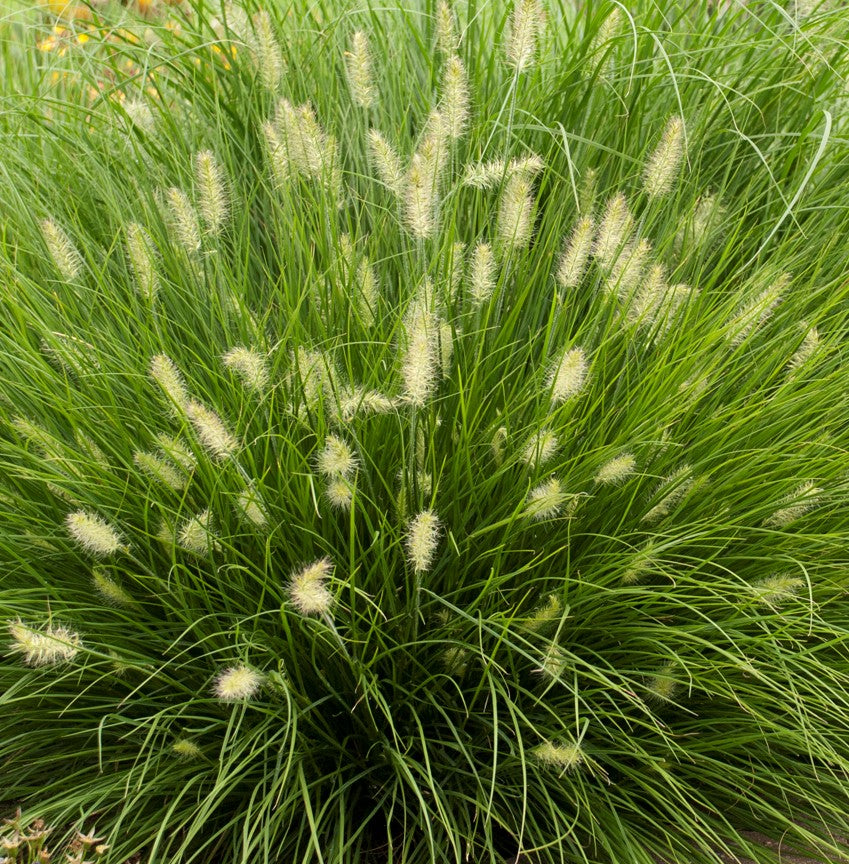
(1, 0, 849, 862)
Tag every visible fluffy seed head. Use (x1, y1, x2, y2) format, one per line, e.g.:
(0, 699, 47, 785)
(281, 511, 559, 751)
(276, 100, 336, 182)
(149, 354, 190, 413)
(593, 193, 634, 271)
(222, 347, 269, 392)
(594, 454, 636, 485)
(406, 509, 441, 573)
(172, 739, 203, 759)
(368, 129, 406, 198)
(8, 620, 81, 666)
(579, 167, 598, 215)
(441, 56, 469, 139)
(417, 110, 450, 193)
(93, 567, 135, 607)
(497, 174, 535, 250)
(787, 324, 820, 373)
(179, 509, 216, 554)
(401, 316, 439, 407)
(288, 557, 335, 615)
(126, 222, 159, 301)
(506, 0, 540, 71)
(643, 116, 685, 199)
(751, 574, 805, 607)
(133, 450, 186, 492)
(405, 153, 437, 239)
(435, 0, 456, 53)
(628, 263, 667, 326)
(213, 665, 263, 701)
(728, 275, 788, 347)
(66, 510, 122, 556)
(605, 238, 651, 302)
(642, 465, 694, 523)
(533, 739, 584, 771)
(525, 594, 563, 630)
(621, 541, 658, 585)
(317, 435, 357, 478)
(124, 98, 155, 133)
(165, 187, 201, 255)
(469, 242, 496, 307)
(556, 217, 594, 290)
(156, 434, 196, 472)
(194, 149, 229, 236)
(236, 486, 267, 527)
(646, 662, 680, 703)
(763, 481, 821, 528)
(326, 477, 353, 510)
(461, 153, 542, 190)
(346, 30, 375, 108)
(41, 218, 83, 282)
(249, 10, 283, 91)
(186, 401, 238, 460)
(525, 477, 567, 520)
(438, 320, 454, 378)
(262, 120, 290, 187)
(336, 386, 398, 421)
(548, 346, 588, 404)
(521, 427, 560, 467)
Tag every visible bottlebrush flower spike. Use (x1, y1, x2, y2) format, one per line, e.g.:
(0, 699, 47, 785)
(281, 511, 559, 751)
(525, 478, 567, 520)
(594, 454, 636, 485)
(469, 242, 495, 307)
(497, 173, 535, 249)
(506, 0, 540, 72)
(194, 150, 229, 236)
(41, 218, 83, 282)
(556, 217, 594, 290)
(149, 354, 190, 414)
(179, 509, 217, 554)
(763, 481, 821, 528)
(66, 510, 123, 556)
(165, 186, 201, 255)
(727, 274, 788, 347)
(642, 116, 685, 199)
(236, 485, 267, 527)
(441, 55, 469, 139)
(186, 401, 238, 460)
(435, 0, 456, 54)
(533, 739, 584, 771)
(368, 129, 406, 198)
(213, 665, 263, 701)
(548, 346, 588, 404)
(406, 509, 441, 573)
(317, 435, 357, 479)
(288, 557, 335, 615)
(346, 30, 375, 109)
(787, 323, 820, 373)
(592, 193, 634, 272)
(126, 222, 159, 302)
(8, 620, 81, 666)
(751, 574, 805, 607)
(133, 450, 186, 492)
(222, 347, 270, 393)
(249, 10, 283, 92)
(521, 427, 560, 467)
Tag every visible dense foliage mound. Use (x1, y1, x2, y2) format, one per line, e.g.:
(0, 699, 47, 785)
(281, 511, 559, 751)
(1, 1, 848, 862)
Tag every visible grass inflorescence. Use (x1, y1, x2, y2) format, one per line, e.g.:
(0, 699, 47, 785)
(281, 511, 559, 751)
(1, 1, 849, 863)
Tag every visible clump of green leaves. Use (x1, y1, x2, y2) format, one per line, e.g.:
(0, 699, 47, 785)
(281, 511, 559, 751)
(1, 1, 849, 864)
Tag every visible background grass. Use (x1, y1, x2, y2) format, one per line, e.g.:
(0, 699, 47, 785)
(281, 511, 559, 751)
(1, 1, 849, 863)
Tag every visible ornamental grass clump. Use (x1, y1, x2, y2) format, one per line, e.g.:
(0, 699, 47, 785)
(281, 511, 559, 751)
(1, 2, 849, 864)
